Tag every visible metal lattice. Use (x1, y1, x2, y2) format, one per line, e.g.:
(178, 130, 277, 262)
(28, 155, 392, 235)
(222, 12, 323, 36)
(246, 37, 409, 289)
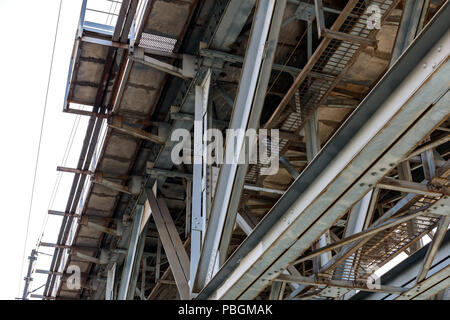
(139, 33, 177, 53)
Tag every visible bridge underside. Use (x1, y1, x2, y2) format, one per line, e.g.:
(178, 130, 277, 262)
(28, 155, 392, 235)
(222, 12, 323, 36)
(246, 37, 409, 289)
(30, 0, 449, 300)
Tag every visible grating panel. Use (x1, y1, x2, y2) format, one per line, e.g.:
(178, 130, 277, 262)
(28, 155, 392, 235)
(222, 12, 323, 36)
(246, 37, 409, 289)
(139, 32, 177, 53)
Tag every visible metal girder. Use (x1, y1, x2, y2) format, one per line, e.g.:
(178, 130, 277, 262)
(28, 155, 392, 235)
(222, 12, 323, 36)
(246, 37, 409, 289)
(145, 163, 284, 195)
(145, 164, 193, 180)
(280, 156, 300, 179)
(243, 185, 285, 195)
(275, 274, 406, 294)
(193, 0, 286, 292)
(80, 35, 129, 49)
(406, 134, 450, 160)
(129, 52, 196, 80)
(427, 196, 450, 216)
(108, 116, 166, 144)
(305, 97, 331, 271)
(391, 0, 431, 255)
(314, 0, 326, 38)
(323, 29, 377, 47)
(81, 219, 122, 237)
(117, 205, 145, 299)
(236, 211, 307, 294)
(147, 238, 191, 300)
(197, 4, 450, 299)
(377, 177, 449, 197)
(211, 0, 257, 51)
(105, 263, 116, 300)
(75, 251, 109, 265)
(35, 270, 64, 276)
(146, 189, 190, 300)
(127, 215, 150, 299)
(91, 172, 134, 195)
(269, 281, 285, 300)
(390, 0, 430, 66)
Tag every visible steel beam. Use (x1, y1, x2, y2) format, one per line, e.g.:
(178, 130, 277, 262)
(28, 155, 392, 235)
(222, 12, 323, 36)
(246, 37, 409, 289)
(406, 135, 450, 160)
(377, 177, 449, 197)
(146, 190, 190, 299)
(109, 116, 166, 144)
(117, 205, 145, 300)
(105, 263, 116, 300)
(279, 156, 300, 179)
(275, 274, 406, 294)
(129, 50, 196, 80)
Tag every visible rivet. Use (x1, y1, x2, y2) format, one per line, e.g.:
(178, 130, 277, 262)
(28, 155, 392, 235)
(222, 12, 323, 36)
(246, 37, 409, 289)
(371, 172, 377, 176)
(360, 183, 365, 187)
(389, 163, 396, 167)
(380, 168, 386, 172)
(423, 63, 427, 68)
(368, 184, 374, 188)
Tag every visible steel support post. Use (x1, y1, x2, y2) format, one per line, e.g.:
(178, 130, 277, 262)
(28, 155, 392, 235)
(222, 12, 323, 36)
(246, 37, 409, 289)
(21, 249, 37, 300)
(155, 237, 161, 282)
(105, 263, 116, 300)
(390, 0, 430, 65)
(193, 0, 286, 292)
(127, 219, 150, 299)
(333, 189, 375, 281)
(280, 156, 300, 179)
(117, 205, 144, 300)
(190, 69, 212, 293)
(305, 106, 331, 270)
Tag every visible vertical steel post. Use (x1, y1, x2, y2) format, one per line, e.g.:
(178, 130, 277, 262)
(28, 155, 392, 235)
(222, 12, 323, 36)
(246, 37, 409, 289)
(392, 0, 431, 253)
(22, 249, 37, 300)
(190, 69, 212, 293)
(305, 109, 332, 270)
(105, 263, 116, 300)
(117, 205, 144, 300)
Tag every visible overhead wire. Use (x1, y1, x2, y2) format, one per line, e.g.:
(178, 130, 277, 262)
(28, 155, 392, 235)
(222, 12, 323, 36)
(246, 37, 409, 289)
(17, 0, 63, 298)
